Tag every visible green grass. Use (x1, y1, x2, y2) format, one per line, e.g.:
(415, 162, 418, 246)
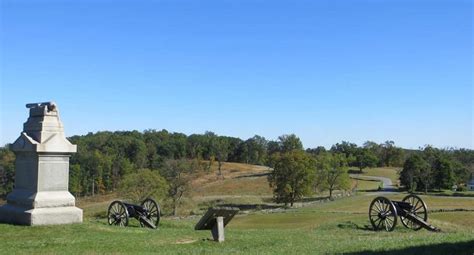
(352, 178, 382, 191)
(1, 193, 473, 254)
(1, 211, 472, 254)
(354, 167, 400, 184)
(417, 190, 474, 198)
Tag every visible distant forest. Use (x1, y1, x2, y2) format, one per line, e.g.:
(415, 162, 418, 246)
(1, 129, 473, 197)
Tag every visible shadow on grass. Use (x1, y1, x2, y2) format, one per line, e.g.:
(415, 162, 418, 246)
(300, 196, 333, 203)
(426, 192, 474, 198)
(351, 177, 380, 182)
(345, 240, 474, 255)
(233, 172, 270, 179)
(348, 170, 364, 174)
(337, 221, 373, 232)
(397, 189, 474, 198)
(218, 203, 282, 210)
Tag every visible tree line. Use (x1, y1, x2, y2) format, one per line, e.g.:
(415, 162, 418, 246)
(400, 146, 473, 192)
(0, 129, 473, 209)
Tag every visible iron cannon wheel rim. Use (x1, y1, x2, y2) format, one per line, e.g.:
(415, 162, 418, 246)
(108, 201, 129, 227)
(140, 198, 161, 228)
(369, 196, 398, 232)
(400, 194, 427, 231)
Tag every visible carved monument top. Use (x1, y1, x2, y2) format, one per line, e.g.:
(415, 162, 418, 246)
(26, 102, 59, 117)
(10, 101, 76, 153)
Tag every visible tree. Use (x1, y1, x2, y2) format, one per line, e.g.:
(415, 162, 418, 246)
(267, 141, 280, 156)
(69, 164, 83, 196)
(268, 150, 315, 206)
(159, 159, 200, 216)
(118, 169, 168, 203)
(186, 134, 205, 159)
(306, 146, 327, 155)
(111, 157, 133, 190)
(278, 134, 303, 153)
(433, 157, 455, 190)
(238, 135, 268, 165)
(0, 147, 15, 197)
(315, 153, 350, 199)
(380, 141, 405, 167)
(400, 154, 431, 193)
(330, 141, 357, 166)
(214, 137, 230, 178)
(354, 148, 378, 173)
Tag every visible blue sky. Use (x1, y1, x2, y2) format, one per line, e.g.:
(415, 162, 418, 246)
(1, 0, 472, 149)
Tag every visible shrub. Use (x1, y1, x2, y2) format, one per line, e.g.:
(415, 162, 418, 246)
(118, 169, 168, 203)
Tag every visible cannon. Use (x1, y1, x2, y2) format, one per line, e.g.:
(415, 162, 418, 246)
(107, 198, 161, 229)
(369, 194, 440, 232)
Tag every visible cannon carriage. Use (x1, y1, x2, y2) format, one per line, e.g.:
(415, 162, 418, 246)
(369, 194, 440, 232)
(107, 198, 161, 229)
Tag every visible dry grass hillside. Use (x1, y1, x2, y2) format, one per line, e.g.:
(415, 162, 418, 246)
(191, 162, 272, 197)
(72, 162, 274, 217)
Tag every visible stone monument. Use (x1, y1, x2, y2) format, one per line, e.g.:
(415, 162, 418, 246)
(0, 102, 83, 225)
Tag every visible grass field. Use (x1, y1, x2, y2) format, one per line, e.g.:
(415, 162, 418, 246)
(350, 167, 400, 184)
(1, 163, 473, 254)
(1, 193, 473, 254)
(351, 178, 382, 191)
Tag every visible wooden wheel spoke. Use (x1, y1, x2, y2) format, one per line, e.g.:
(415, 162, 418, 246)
(371, 217, 382, 226)
(373, 201, 381, 212)
(415, 204, 424, 212)
(383, 201, 389, 213)
(412, 200, 420, 211)
(378, 201, 384, 212)
(111, 204, 118, 214)
(377, 219, 383, 229)
(384, 220, 390, 231)
(112, 218, 120, 225)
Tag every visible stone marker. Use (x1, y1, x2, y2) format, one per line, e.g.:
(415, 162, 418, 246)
(0, 102, 83, 225)
(195, 207, 239, 242)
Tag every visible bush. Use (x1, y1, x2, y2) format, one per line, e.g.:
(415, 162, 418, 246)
(118, 169, 168, 203)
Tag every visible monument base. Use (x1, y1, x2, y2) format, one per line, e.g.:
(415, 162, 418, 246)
(0, 204, 83, 226)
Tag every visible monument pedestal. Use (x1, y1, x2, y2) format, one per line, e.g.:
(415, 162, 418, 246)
(0, 204, 82, 226)
(0, 102, 82, 226)
(0, 190, 82, 225)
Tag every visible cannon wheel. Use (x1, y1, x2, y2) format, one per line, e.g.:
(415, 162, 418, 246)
(400, 194, 427, 231)
(369, 197, 398, 232)
(140, 198, 161, 229)
(108, 201, 129, 227)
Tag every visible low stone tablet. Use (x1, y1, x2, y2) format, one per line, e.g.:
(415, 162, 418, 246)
(195, 207, 239, 242)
